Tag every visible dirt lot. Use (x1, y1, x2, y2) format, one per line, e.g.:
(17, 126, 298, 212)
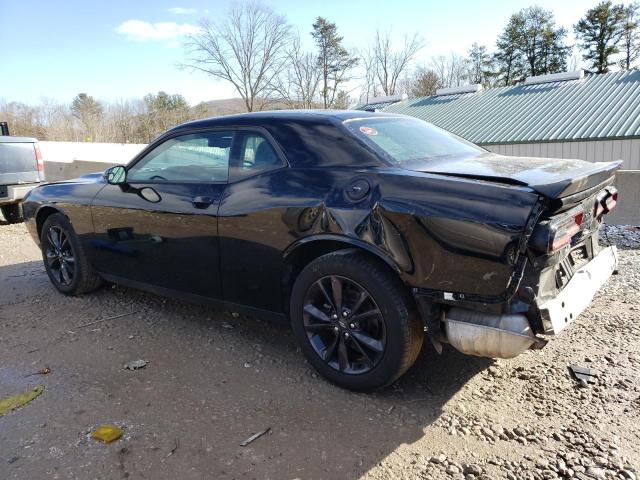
(1, 219, 638, 480)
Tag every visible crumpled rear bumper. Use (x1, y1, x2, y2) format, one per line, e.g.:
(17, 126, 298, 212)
(538, 245, 618, 335)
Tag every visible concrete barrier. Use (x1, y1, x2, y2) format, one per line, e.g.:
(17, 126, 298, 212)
(40, 141, 145, 183)
(607, 170, 639, 226)
(45, 160, 118, 182)
(39, 141, 145, 164)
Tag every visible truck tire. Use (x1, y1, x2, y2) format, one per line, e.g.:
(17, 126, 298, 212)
(40, 212, 103, 295)
(1, 204, 24, 224)
(290, 250, 423, 391)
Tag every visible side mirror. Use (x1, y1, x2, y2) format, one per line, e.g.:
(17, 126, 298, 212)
(105, 165, 127, 185)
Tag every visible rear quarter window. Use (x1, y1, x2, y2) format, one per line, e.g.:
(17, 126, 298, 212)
(265, 121, 383, 168)
(343, 117, 484, 164)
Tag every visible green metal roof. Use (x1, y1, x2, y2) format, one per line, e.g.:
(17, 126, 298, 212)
(384, 71, 640, 144)
(355, 100, 399, 112)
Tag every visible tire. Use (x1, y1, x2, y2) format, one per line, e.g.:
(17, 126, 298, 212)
(1, 204, 24, 224)
(40, 212, 102, 295)
(290, 250, 423, 391)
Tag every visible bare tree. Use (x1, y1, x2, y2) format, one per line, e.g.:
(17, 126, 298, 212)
(184, 1, 292, 112)
(38, 97, 78, 141)
(272, 36, 321, 108)
(1, 94, 209, 144)
(431, 53, 469, 88)
(359, 48, 381, 104)
(404, 67, 441, 98)
(372, 30, 424, 95)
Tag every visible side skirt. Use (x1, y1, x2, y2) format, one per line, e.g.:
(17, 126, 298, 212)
(98, 273, 289, 325)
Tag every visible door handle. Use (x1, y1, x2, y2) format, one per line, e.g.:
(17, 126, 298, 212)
(192, 196, 214, 209)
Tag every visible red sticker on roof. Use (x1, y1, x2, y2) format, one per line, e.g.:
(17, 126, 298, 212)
(359, 126, 378, 136)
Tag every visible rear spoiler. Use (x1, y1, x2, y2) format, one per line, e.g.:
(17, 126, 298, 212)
(528, 160, 622, 199)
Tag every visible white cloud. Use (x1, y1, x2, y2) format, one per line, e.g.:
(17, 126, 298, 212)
(168, 7, 198, 15)
(115, 20, 200, 44)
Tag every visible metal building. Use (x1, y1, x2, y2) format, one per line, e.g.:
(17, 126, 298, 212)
(383, 70, 640, 170)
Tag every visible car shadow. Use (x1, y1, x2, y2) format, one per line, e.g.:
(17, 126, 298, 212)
(1, 259, 492, 480)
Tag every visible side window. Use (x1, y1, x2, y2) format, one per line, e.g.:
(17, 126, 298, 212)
(127, 131, 233, 183)
(231, 132, 283, 181)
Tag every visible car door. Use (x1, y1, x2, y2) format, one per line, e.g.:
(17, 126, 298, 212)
(218, 129, 289, 312)
(89, 130, 233, 299)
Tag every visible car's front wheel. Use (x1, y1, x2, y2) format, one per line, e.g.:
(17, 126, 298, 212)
(290, 250, 423, 391)
(40, 213, 102, 295)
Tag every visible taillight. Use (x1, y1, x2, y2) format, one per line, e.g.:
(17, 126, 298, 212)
(549, 207, 584, 252)
(34, 143, 44, 172)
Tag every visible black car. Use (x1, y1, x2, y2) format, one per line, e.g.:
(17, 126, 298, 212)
(23, 111, 620, 391)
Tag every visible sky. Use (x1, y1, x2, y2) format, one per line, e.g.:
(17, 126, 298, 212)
(0, 0, 605, 106)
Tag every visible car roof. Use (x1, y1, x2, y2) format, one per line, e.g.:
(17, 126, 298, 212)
(169, 109, 406, 132)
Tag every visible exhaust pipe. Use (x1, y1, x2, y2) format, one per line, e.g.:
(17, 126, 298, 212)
(443, 308, 542, 359)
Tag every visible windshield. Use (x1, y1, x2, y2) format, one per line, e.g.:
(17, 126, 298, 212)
(343, 117, 485, 164)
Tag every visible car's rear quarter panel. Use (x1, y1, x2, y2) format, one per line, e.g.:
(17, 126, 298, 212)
(374, 171, 539, 296)
(218, 165, 539, 312)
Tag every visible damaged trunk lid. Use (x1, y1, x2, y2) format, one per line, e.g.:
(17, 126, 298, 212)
(406, 153, 621, 200)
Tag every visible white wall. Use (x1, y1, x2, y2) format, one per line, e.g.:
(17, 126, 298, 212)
(39, 141, 146, 165)
(485, 139, 640, 170)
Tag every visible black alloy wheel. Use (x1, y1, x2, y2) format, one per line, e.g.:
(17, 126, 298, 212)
(40, 212, 102, 295)
(291, 250, 423, 391)
(303, 275, 386, 374)
(44, 225, 76, 287)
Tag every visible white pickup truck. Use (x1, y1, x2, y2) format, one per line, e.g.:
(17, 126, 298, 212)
(0, 135, 45, 223)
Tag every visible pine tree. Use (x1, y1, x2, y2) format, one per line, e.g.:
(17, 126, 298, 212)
(467, 43, 493, 85)
(311, 17, 358, 109)
(71, 93, 103, 142)
(619, 3, 640, 70)
(575, 1, 626, 73)
(494, 8, 569, 85)
(517, 7, 570, 77)
(493, 18, 525, 86)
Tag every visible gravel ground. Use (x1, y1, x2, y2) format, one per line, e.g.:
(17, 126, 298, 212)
(0, 219, 638, 480)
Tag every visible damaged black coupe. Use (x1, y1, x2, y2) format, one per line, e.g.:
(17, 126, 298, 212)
(23, 111, 620, 390)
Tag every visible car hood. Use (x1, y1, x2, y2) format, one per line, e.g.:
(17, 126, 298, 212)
(78, 172, 105, 181)
(405, 153, 621, 199)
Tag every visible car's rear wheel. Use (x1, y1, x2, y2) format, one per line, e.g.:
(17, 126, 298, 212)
(40, 213, 102, 295)
(1, 204, 24, 224)
(290, 250, 423, 391)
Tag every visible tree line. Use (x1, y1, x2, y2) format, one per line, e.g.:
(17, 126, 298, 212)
(184, 1, 640, 106)
(2, 1, 639, 142)
(0, 92, 206, 144)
